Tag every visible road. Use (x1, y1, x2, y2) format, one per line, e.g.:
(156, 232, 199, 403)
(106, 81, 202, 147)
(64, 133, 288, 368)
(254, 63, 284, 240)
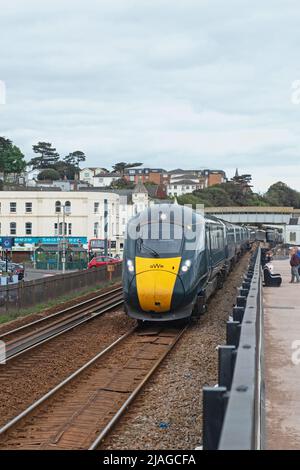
(24, 268, 78, 281)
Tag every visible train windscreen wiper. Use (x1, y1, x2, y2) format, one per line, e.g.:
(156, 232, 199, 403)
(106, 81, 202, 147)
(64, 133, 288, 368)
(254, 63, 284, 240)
(137, 238, 160, 258)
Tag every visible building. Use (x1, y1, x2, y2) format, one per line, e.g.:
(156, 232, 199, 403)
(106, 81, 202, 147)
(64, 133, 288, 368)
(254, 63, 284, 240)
(124, 168, 168, 185)
(29, 179, 90, 191)
(92, 173, 122, 187)
(79, 167, 108, 185)
(0, 184, 151, 254)
(167, 169, 203, 197)
(167, 179, 201, 197)
(202, 169, 227, 187)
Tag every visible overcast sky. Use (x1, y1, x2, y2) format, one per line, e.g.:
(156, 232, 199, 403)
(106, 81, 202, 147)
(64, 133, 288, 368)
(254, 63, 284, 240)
(1, 0, 300, 192)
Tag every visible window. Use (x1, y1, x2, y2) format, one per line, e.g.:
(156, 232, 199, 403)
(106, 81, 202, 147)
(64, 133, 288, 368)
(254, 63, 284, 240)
(10, 222, 16, 235)
(55, 201, 61, 213)
(65, 201, 71, 214)
(25, 202, 32, 213)
(10, 202, 17, 213)
(94, 202, 99, 213)
(94, 222, 99, 237)
(84, 172, 90, 177)
(59, 222, 67, 235)
(290, 232, 297, 242)
(25, 222, 32, 235)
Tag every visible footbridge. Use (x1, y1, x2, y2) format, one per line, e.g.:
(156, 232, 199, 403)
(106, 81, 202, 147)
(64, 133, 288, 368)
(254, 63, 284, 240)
(204, 206, 300, 225)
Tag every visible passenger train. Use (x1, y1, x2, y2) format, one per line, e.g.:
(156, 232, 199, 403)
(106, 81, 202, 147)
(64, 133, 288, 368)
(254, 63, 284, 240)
(123, 204, 253, 322)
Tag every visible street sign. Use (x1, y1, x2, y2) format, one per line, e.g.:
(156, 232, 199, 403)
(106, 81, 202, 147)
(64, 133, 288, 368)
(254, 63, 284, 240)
(107, 264, 115, 272)
(1, 237, 15, 249)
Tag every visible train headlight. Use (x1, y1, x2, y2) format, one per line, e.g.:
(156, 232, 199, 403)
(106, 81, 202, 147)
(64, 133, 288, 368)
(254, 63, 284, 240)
(127, 260, 135, 273)
(181, 260, 191, 272)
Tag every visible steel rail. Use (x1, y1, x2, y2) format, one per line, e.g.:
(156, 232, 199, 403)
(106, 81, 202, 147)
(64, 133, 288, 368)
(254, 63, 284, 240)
(89, 324, 188, 450)
(0, 286, 123, 340)
(0, 326, 137, 437)
(3, 291, 124, 361)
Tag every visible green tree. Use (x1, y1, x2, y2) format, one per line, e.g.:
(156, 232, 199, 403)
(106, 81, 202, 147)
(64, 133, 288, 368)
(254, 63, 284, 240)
(112, 162, 143, 176)
(110, 177, 135, 189)
(265, 182, 300, 208)
(29, 142, 60, 169)
(54, 160, 78, 180)
(64, 150, 86, 168)
(0, 137, 26, 181)
(37, 169, 61, 181)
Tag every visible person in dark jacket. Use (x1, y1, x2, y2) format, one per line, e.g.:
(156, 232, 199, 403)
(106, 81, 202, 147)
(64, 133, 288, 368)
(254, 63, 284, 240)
(290, 247, 300, 283)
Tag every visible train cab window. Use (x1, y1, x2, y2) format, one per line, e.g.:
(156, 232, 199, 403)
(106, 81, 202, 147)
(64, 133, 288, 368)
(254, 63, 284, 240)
(137, 222, 183, 256)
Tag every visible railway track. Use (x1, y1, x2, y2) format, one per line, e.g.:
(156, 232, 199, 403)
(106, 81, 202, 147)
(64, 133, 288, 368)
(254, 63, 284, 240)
(0, 324, 187, 450)
(0, 286, 123, 361)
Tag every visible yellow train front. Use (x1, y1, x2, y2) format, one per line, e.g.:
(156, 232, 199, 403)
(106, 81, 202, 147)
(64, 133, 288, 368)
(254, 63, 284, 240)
(123, 204, 209, 322)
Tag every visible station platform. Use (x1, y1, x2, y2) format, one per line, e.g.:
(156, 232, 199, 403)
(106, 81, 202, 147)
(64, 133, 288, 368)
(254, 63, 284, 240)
(264, 259, 300, 449)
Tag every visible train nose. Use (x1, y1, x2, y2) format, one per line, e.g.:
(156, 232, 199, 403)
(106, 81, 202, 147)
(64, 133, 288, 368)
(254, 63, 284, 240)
(133, 257, 184, 313)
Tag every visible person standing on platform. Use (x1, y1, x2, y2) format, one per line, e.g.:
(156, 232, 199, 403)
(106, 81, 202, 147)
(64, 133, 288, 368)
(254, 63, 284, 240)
(290, 247, 300, 283)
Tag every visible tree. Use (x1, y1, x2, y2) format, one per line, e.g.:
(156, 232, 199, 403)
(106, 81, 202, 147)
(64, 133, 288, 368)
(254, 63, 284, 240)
(29, 142, 60, 169)
(265, 182, 300, 208)
(112, 162, 143, 176)
(0, 137, 26, 181)
(110, 177, 135, 189)
(64, 150, 86, 168)
(37, 169, 61, 181)
(231, 172, 253, 193)
(54, 160, 78, 180)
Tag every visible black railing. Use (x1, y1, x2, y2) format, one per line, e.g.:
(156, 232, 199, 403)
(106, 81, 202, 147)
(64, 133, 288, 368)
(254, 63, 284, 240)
(203, 247, 264, 450)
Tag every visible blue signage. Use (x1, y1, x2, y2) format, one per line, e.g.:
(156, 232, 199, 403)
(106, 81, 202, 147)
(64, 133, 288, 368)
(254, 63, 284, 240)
(0, 237, 87, 246)
(1, 237, 15, 249)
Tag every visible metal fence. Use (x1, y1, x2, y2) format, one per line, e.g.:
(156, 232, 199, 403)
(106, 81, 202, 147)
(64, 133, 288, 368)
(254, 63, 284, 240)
(203, 247, 264, 450)
(0, 263, 122, 318)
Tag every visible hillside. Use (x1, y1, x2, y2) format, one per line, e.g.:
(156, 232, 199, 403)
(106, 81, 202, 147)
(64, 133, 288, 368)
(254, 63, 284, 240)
(177, 182, 300, 208)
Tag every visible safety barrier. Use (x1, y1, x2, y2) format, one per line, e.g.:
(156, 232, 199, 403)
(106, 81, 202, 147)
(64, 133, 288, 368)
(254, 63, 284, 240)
(0, 263, 122, 318)
(202, 247, 264, 450)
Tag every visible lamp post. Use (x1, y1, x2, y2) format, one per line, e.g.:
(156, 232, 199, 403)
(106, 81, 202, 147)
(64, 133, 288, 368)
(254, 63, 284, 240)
(57, 211, 60, 270)
(62, 205, 67, 274)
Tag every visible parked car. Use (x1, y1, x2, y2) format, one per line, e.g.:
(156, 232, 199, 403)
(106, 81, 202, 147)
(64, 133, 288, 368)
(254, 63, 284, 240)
(87, 256, 120, 269)
(0, 261, 25, 280)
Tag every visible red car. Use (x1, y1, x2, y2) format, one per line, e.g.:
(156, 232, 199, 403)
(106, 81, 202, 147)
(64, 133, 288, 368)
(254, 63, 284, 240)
(88, 256, 121, 269)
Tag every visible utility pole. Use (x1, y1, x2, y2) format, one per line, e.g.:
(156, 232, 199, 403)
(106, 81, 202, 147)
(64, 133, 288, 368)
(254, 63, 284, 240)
(62, 205, 66, 274)
(104, 198, 108, 257)
(57, 211, 60, 271)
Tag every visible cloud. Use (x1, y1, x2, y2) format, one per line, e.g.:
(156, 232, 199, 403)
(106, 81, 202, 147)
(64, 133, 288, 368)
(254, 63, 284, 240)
(1, 0, 300, 191)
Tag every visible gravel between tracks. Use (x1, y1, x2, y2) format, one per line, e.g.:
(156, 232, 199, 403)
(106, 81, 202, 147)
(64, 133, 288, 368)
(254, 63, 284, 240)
(0, 309, 135, 427)
(99, 253, 251, 450)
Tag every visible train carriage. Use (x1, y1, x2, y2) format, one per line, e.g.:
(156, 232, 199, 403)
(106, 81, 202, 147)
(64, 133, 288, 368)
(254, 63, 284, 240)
(123, 204, 251, 323)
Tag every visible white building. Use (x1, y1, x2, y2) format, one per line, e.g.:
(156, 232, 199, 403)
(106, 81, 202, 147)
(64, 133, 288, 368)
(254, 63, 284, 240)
(79, 167, 107, 185)
(0, 185, 150, 252)
(284, 224, 300, 245)
(92, 173, 122, 187)
(167, 179, 200, 197)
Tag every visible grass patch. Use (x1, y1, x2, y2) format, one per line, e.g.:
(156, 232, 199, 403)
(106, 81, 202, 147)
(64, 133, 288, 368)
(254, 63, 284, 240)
(0, 277, 122, 325)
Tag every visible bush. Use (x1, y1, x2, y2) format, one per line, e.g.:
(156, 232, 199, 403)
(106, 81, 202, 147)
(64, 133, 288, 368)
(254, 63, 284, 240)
(37, 169, 61, 181)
